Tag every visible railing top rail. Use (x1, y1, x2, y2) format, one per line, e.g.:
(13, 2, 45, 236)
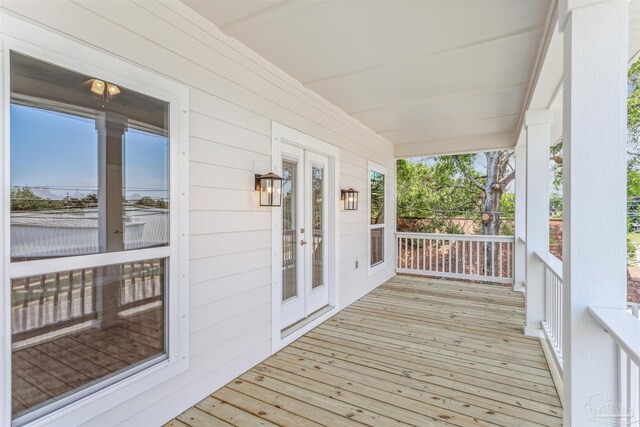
(589, 306, 640, 367)
(395, 232, 515, 242)
(534, 250, 563, 279)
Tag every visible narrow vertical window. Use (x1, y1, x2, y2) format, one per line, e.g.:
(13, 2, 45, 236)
(9, 52, 171, 422)
(369, 164, 386, 269)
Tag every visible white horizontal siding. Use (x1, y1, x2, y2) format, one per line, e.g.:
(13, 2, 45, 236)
(0, 0, 397, 425)
(189, 286, 271, 336)
(189, 230, 271, 260)
(189, 267, 271, 310)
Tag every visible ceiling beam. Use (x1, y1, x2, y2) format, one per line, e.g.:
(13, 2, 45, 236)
(394, 132, 515, 158)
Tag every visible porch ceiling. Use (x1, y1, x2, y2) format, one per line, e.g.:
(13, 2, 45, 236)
(181, 0, 552, 154)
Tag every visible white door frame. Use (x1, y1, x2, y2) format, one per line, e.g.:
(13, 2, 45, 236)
(271, 122, 340, 352)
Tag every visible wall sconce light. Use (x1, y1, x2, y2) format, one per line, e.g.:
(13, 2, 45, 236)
(255, 172, 283, 207)
(341, 188, 359, 210)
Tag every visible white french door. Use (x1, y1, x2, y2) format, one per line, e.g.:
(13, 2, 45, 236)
(280, 143, 330, 329)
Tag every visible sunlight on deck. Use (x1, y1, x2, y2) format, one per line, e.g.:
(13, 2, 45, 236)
(167, 276, 562, 427)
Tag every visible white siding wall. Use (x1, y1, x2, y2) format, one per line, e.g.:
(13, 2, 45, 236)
(0, 1, 396, 425)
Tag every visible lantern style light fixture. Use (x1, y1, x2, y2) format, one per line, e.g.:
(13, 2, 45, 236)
(255, 172, 283, 207)
(341, 188, 359, 210)
(90, 79, 121, 97)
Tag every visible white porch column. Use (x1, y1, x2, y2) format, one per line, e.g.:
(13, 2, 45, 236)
(514, 133, 526, 293)
(524, 110, 552, 336)
(561, 1, 628, 425)
(95, 112, 127, 330)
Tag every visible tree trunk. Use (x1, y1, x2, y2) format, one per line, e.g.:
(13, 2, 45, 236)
(481, 151, 508, 276)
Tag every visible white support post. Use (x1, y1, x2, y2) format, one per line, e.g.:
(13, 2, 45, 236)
(514, 133, 526, 292)
(524, 110, 552, 337)
(95, 112, 127, 330)
(561, 1, 628, 425)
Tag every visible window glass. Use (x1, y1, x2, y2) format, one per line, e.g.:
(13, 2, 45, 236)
(9, 52, 170, 421)
(10, 52, 169, 262)
(11, 258, 166, 418)
(312, 165, 324, 288)
(123, 128, 170, 250)
(370, 169, 385, 267)
(371, 228, 385, 266)
(282, 159, 298, 301)
(370, 170, 385, 225)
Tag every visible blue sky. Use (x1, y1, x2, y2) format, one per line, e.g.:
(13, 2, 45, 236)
(11, 104, 169, 199)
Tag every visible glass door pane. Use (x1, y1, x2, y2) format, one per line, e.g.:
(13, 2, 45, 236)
(282, 159, 298, 301)
(311, 165, 324, 289)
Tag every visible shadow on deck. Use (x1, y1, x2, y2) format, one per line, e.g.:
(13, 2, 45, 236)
(169, 275, 562, 426)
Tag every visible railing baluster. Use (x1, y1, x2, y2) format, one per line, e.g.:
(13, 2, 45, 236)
(462, 240, 466, 275)
(499, 242, 503, 278)
(67, 271, 73, 319)
(81, 269, 86, 315)
(38, 275, 46, 328)
(411, 237, 415, 270)
(52, 272, 60, 323)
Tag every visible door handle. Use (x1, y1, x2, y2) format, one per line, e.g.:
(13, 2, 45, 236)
(300, 240, 307, 246)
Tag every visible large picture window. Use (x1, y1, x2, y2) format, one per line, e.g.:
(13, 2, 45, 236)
(6, 51, 177, 424)
(369, 163, 386, 271)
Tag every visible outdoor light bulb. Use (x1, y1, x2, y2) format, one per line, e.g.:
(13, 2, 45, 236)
(107, 83, 121, 96)
(91, 79, 105, 95)
(267, 186, 273, 193)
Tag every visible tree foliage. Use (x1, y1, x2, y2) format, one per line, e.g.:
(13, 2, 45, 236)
(629, 59, 640, 153)
(397, 151, 515, 235)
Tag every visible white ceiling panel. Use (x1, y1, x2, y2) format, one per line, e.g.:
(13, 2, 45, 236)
(354, 85, 526, 133)
(308, 28, 542, 115)
(182, 0, 553, 152)
(380, 114, 519, 145)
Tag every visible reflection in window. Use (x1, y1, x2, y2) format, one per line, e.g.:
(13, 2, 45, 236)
(282, 159, 298, 301)
(370, 170, 385, 225)
(10, 52, 169, 262)
(312, 165, 324, 289)
(371, 228, 385, 266)
(370, 169, 385, 267)
(123, 128, 170, 251)
(9, 52, 170, 421)
(11, 258, 165, 418)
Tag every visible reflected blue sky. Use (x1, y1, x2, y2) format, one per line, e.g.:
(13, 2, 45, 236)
(11, 104, 168, 199)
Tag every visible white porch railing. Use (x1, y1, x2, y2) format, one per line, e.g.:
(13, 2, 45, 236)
(396, 232, 514, 284)
(589, 306, 640, 426)
(536, 250, 564, 370)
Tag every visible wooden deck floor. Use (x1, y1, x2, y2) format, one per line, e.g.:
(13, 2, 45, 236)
(168, 276, 562, 427)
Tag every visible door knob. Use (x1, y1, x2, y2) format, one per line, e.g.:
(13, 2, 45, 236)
(300, 240, 307, 246)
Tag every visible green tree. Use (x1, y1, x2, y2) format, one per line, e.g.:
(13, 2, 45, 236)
(397, 151, 515, 236)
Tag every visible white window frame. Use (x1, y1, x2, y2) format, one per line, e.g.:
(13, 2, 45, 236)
(0, 13, 189, 427)
(368, 161, 388, 275)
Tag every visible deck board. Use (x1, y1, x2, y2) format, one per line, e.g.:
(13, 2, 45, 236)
(169, 276, 562, 426)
